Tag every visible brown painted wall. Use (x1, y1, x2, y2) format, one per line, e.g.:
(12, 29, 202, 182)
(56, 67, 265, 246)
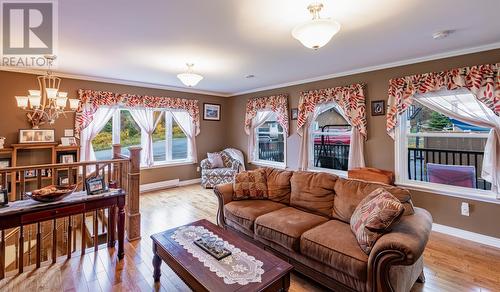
(0, 70, 229, 184)
(227, 49, 500, 238)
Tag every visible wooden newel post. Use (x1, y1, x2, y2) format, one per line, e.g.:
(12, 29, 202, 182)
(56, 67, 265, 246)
(126, 146, 141, 241)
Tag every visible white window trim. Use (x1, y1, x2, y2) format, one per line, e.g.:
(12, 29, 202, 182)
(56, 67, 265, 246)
(306, 106, 351, 176)
(251, 116, 287, 169)
(395, 111, 498, 202)
(96, 108, 193, 166)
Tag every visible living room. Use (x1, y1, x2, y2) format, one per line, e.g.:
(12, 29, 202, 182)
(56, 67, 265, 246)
(0, 0, 499, 291)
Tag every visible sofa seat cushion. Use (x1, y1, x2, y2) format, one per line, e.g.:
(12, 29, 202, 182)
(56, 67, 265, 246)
(224, 200, 286, 232)
(300, 220, 369, 281)
(254, 207, 329, 252)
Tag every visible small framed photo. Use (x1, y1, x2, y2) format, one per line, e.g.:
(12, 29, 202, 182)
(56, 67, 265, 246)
(59, 176, 69, 185)
(86, 176, 107, 195)
(290, 108, 298, 120)
(0, 158, 10, 169)
(24, 169, 36, 178)
(203, 103, 221, 121)
(59, 154, 75, 164)
(64, 129, 74, 137)
(19, 129, 55, 143)
(61, 137, 77, 146)
(41, 169, 52, 177)
(371, 100, 386, 116)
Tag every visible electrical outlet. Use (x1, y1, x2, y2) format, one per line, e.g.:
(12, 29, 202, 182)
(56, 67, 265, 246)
(196, 166, 200, 172)
(461, 202, 470, 216)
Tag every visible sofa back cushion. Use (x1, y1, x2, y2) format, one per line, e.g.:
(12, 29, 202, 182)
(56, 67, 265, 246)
(333, 178, 414, 223)
(233, 169, 268, 200)
(264, 168, 293, 204)
(290, 171, 337, 217)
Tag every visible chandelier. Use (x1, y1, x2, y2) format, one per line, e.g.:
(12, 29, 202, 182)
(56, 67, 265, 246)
(177, 63, 204, 87)
(14, 55, 80, 129)
(292, 3, 341, 50)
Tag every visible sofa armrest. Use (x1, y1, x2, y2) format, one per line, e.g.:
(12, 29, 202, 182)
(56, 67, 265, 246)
(367, 207, 432, 292)
(200, 158, 213, 169)
(213, 183, 234, 227)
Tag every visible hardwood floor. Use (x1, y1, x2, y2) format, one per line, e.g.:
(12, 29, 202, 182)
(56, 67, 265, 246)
(1, 184, 499, 291)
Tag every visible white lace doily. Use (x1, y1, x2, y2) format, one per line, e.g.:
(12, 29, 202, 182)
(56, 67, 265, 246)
(171, 225, 265, 285)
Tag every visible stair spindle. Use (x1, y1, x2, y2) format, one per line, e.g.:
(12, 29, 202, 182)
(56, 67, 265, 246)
(52, 219, 56, 264)
(36, 222, 41, 268)
(94, 210, 98, 251)
(81, 213, 86, 255)
(67, 216, 72, 259)
(0, 229, 5, 279)
(18, 225, 24, 273)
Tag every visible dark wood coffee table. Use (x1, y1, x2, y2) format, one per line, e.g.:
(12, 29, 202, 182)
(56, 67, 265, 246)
(151, 219, 293, 291)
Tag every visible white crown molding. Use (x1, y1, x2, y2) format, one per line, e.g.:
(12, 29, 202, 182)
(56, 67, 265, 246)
(432, 223, 500, 249)
(2, 42, 499, 98)
(230, 42, 500, 96)
(0, 66, 232, 97)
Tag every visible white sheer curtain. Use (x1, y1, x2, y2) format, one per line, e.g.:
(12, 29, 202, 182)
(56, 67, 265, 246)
(129, 108, 164, 167)
(247, 111, 274, 162)
(298, 102, 365, 171)
(414, 88, 500, 196)
(80, 107, 118, 162)
(171, 110, 198, 163)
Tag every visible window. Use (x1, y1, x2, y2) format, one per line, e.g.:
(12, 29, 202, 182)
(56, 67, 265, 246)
(253, 113, 286, 167)
(92, 118, 113, 161)
(152, 111, 189, 163)
(309, 106, 351, 173)
(93, 109, 191, 166)
(395, 89, 495, 198)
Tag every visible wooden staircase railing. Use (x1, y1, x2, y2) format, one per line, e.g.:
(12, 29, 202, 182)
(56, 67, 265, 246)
(0, 145, 141, 279)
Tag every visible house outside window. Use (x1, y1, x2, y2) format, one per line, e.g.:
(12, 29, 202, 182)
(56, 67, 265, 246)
(395, 90, 495, 199)
(93, 109, 190, 166)
(309, 106, 351, 175)
(253, 113, 286, 167)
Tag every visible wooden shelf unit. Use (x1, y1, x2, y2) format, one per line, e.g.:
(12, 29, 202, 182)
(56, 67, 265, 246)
(0, 143, 80, 199)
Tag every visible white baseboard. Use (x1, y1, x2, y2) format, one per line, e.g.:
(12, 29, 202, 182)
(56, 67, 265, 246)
(432, 223, 500, 249)
(178, 178, 202, 186)
(140, 178, 201, 192)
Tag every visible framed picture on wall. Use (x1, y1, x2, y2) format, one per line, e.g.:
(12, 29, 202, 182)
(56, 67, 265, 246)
(203, 103, 221, 121)
(371, 100, 386, 116)
(290, 108, 298, 120)
(19, 129, 55, 143)
(0, 158, 10, 169)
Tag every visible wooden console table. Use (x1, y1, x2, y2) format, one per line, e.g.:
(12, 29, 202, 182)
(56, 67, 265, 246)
(0, 190, 126, 278)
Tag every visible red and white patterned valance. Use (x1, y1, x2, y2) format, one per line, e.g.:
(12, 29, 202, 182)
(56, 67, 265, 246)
(297, 83, 367, 138)
(244, 94, 289, 135)
(386, 63, 499, 137)
(75, 89, 200, 138)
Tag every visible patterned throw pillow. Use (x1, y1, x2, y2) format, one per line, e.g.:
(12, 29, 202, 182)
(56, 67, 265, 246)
(233, 169, 268, 200)
(350, 188, 404, 254)
(207, 152, 224, 168)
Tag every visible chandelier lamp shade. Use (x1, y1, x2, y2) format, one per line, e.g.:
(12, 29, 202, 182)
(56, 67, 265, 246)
(292, 3, 341, 50)
(177, 63, 204, 87)
(14, 55, 80, 129)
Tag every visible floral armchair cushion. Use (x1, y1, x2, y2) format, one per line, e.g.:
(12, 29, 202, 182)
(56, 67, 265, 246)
(201, 150, 243, 188)
(200, 151, 241, 171)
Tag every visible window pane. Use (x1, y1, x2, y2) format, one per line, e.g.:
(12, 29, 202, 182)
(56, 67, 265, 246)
(120, 110, 141, 156)
(312, 107, 351, 171)
(172, 118, 188, 160)
(256, 116, 284, 163)
(152, 112, 166, 162)
(406, 104, 491, 190)
(92, 118, 113, 160)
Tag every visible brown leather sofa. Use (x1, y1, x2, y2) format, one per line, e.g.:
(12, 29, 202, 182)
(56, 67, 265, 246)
(214, 168, 432, 292)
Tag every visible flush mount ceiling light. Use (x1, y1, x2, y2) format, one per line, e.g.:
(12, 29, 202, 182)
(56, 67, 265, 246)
(292, 3, 341, 50)
(177, 63, 203, 87)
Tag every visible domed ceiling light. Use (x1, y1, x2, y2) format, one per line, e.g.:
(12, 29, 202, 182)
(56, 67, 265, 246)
(177, 63, 204, 87)
(292, 3, 341, 50)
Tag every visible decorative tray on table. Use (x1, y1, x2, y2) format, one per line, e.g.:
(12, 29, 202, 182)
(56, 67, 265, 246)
(193, 238, 232, 260)
(25, 185, 77, 202)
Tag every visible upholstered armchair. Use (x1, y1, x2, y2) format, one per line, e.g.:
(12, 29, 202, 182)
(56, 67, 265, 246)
(200, 149, 243, 188)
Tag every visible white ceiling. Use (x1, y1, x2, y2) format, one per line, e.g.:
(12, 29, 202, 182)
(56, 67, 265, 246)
(16, 0, 500, 95)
